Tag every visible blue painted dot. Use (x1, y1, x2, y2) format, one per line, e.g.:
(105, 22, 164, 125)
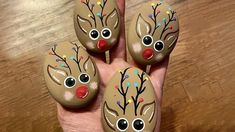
(134, 82, 139, 87)
(134, 70, 139, 75)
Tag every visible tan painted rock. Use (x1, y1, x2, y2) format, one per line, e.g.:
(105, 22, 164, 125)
(74, 0, 120, 53)
(44, 41, 99, 108)
(127, 1, 179, 65)
(101, 67, 159, 132)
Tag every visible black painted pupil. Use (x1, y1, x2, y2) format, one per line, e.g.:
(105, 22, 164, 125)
(133, 119, 144, 130)
(118, 119, 128, 130)
(65, 78, 75, 87)
(90, 30, 98, 38)
(102, 29, 110, 37)
(155, 41, 164, 51)
(80, 74, 89, 83)
(143, 36, 152, 45)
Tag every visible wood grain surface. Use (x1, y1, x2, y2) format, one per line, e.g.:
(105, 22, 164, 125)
(0, 0, 235, 131)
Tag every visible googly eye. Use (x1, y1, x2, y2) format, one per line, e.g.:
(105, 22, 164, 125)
(142, 35, 153, 46)
(64, 76, 76, 88)
(116, 118, 129, 131)
(132, 118, 145, 131)
(101, 28, 112, 39)
(89, 29, 100, 40)
(154, 40, 164, 52)
(78, 73, 90, 84)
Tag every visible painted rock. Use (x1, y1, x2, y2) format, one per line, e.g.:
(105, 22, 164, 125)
(127, 1, 179, 65)
(101, 67, 159, 132)
(44, 41, 99, 108)
(74, 0, 120, 53)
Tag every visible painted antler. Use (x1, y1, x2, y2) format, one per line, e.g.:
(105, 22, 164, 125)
(131, 71, 147, 116)
(117, 67, 131, 115)
(97, 0, 108, 27)
(51, 45, 72, 74)
(71, 42, 83, 72)
(149, 3, 162, 36)
(81, 0, 97, 27)
(160, 10, 177, 39)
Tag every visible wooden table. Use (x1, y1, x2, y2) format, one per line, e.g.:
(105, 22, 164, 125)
(0, 0, 234, 131)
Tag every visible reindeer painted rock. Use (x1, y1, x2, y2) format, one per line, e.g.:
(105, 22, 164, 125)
(74, 0, 120, 53)
(101, 67, 159, 131)
(44, 42, 99, 108)
(127, 1, 179, 65)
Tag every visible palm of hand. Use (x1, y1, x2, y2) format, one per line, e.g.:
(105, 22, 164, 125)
(57, 0, 169, 131)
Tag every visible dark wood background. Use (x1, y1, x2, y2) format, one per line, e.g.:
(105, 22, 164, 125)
(0, 0, 235, 131)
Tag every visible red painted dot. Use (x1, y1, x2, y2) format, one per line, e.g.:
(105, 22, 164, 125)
(139, 98, 144, 103)
(115, 85, 119, 90)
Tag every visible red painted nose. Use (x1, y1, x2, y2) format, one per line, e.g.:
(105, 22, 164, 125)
(97, 39, 107, 50)
(142, 48, 154, 60)
(76, 86, 88, 99)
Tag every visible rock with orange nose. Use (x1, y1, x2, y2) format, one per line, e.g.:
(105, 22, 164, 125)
(127, 1, 179, 67)
(44, 41, 100, 108)
(74, 0, 120, 53)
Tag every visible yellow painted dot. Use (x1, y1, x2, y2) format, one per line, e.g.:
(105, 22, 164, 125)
(88, 14, 91, 17)
(119, 70, 122, 73)
(63, 55, 66, 59)
(151, 3, 155, 6)
(128, 99, 132, 103)
(97, 1, 101, 5)
(166, 11, 170, 14)
(145, 77, 149, 81)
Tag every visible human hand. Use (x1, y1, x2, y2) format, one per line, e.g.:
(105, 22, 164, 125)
(57, 0, 169, 131)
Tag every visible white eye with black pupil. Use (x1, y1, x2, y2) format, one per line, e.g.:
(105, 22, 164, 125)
(64, 76, 76, 88)
(89, 29, 99, 40)
(154, 40, 164, 52)
(132, 118, 145, 131)
(142, 35, 153, 46)
(101, 28, 112, 39)
(78, 73, 90, 84)
(116, 118, 129, 131)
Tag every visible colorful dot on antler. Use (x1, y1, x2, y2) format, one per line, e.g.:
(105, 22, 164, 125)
(117, 101, 121, 105)
(119, 70, 122, 73)
(151, 3, 155, 6)
(134, 82, 139, 87)
(156, 10, 161, 14)
(134, 70, 139, 75)
(127, 82, 131, 88)
(97, 1, 101, 5)
(144, 77, 149, 81)
(70, 56, 75, 60)
(72, 47, 76, 51)
(115, 85, 119, 90)
(128, 99, 133, 103)
(139, 98, 144, 103)
(157, 22, 161, 27)
(60, 64, 65, 67)
(88, 14, 92, 17)
(96, 12, 101, 17)
(62, 55, 66, 59)
(124, 75, 129, 79)
(148, 14, 153, 19)
(166, 11, 170, 14)
(169, 25, 173, 30)
(163, 18, 167, 22)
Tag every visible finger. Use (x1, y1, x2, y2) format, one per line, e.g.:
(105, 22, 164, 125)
(150, 56, 169, 103)
(111, 0, 126, 60)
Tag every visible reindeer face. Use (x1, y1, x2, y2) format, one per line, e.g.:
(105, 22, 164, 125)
(74, 0, 120, 53)
(44, 42, 99, 108)
(101, 67, 159, 131)
(127, 1, 179, 65)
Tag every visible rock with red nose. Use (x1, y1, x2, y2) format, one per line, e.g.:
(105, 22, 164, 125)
(97, 39, 107, 50)
(142, 48, 154, 60)
(76, 86, 89, 99)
